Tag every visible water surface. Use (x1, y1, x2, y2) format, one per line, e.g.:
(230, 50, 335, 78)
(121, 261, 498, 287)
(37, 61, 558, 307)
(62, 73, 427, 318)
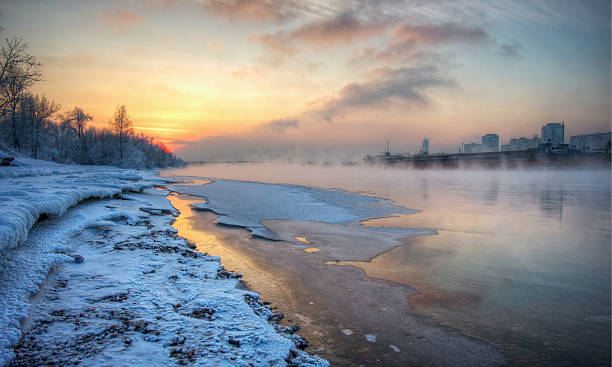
(163, 163, 611, 366)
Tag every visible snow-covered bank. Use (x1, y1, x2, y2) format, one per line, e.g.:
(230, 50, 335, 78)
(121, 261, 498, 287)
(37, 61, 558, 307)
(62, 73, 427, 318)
(0, 158, 327, 366)
(0, 157, 162, 253)
(0, 157, 163, 364)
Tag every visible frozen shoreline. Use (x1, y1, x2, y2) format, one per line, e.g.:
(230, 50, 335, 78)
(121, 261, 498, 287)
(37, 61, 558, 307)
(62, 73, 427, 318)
(0, 158, 327, 366)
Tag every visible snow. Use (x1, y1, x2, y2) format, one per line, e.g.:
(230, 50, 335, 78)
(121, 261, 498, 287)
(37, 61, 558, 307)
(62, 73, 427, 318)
(0, 157, 327, 366)
(170, 179, 419, 240)
(0, 156, 162, 253)
(0, 156, 165, 364)
(364, 334, 376, 343)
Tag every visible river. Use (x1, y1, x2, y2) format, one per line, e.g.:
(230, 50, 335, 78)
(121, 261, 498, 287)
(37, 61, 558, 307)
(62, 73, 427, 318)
(163, 163, 611, 366)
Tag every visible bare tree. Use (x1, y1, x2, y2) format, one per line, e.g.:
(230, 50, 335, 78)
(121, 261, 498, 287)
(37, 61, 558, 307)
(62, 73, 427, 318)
(52, 113, 75, 161)
(29, 95, 60, 158)
(0, 37, 42, 149)
(66, 106, 92, 160)
(109, 104, 133, 167)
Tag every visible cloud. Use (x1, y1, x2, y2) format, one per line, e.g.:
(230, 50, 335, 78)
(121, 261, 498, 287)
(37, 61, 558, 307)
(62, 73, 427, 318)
(160, 0, 610, 30)
(199, 0, 299, 22)
(390, 22, 489, 45)
(349, 22, 489, 64)
(497, 41, 524, 59)
(288, 12, 390, 47)
(313, 66, 455, 121)
(194, 0, 389, 24)
(265, 118, 299, 131)
(252, 11, 392, 54)
(250, 33, 297, 55)
(99, 8, 143, 30)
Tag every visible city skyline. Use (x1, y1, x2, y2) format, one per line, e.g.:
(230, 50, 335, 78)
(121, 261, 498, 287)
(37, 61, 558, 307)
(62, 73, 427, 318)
(0, 0, 610, 160)
(391, 121, 609, 155)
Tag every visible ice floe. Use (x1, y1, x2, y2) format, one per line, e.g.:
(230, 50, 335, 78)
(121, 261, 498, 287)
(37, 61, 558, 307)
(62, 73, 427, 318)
(171, 179, 419, 240)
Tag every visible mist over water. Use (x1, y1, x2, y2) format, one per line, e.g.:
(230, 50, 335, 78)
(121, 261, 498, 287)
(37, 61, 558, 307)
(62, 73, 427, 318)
(163, 163, 611, 366)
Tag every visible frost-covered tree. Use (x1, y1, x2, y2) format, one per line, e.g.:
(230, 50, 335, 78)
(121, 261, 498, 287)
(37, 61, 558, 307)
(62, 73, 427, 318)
(51, 113, 76, 162)
(28, 95, 60, 159)
(0, 32, 184, 168)
(109, 104, 134, 167)
(0, 37, 42, 149)
(65, 106, 92, 161)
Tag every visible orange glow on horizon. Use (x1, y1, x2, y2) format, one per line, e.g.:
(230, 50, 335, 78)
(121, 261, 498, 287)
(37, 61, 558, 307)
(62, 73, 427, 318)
(157, 141, 171, 153)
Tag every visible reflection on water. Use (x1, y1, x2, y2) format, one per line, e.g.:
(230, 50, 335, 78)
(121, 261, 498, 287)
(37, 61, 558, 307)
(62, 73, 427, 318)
(163, 164, 611, 366)
(167, 192, 295, 306)
(539, 188, 566, 221)
(484, 179, 499, 204)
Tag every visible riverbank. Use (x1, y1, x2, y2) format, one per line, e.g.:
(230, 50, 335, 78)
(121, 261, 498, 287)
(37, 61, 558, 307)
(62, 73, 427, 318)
(0, 157, 326, 366)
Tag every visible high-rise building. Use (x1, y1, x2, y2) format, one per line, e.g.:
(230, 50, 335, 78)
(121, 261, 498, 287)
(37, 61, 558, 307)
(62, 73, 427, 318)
(420, 138, 429, 155)
(541, 122, 565, 147)
(482, 134, 499, 152)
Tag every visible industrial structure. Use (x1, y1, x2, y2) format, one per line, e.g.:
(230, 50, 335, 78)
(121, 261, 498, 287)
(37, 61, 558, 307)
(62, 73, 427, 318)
(420, 138, 429, 155)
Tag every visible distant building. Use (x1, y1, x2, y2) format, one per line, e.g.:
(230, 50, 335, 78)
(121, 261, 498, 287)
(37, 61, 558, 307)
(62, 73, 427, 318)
(501, 135, 541, 152)
(384, 140, 391, 156)
(541, 122, 565, 147)
(569, 132, 611, 151)
(462, 142, 482, 153)
(420, 138, 429, 155)
(482, 134, 499, 152)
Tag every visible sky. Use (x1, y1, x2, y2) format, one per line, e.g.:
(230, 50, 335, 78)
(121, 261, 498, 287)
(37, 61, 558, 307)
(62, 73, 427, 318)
(0, 0, 610, 160)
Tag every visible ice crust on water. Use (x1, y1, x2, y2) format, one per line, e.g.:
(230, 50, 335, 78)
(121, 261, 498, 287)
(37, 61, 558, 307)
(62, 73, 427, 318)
(172, 179, 418, 240)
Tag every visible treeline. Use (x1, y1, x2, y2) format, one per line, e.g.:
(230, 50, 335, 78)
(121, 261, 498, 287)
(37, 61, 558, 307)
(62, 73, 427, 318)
(0, 35, 184, 169)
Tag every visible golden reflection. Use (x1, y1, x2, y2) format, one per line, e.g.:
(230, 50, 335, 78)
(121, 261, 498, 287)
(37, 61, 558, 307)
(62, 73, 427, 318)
(168, 193, 257, 273)
(303, 247, 320, 253)
(295, 237, 311, 244)
(180, 179, 213, 186)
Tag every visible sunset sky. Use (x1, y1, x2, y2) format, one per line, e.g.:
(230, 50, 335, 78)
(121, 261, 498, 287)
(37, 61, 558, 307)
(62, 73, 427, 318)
(1, 0, 610, 160)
